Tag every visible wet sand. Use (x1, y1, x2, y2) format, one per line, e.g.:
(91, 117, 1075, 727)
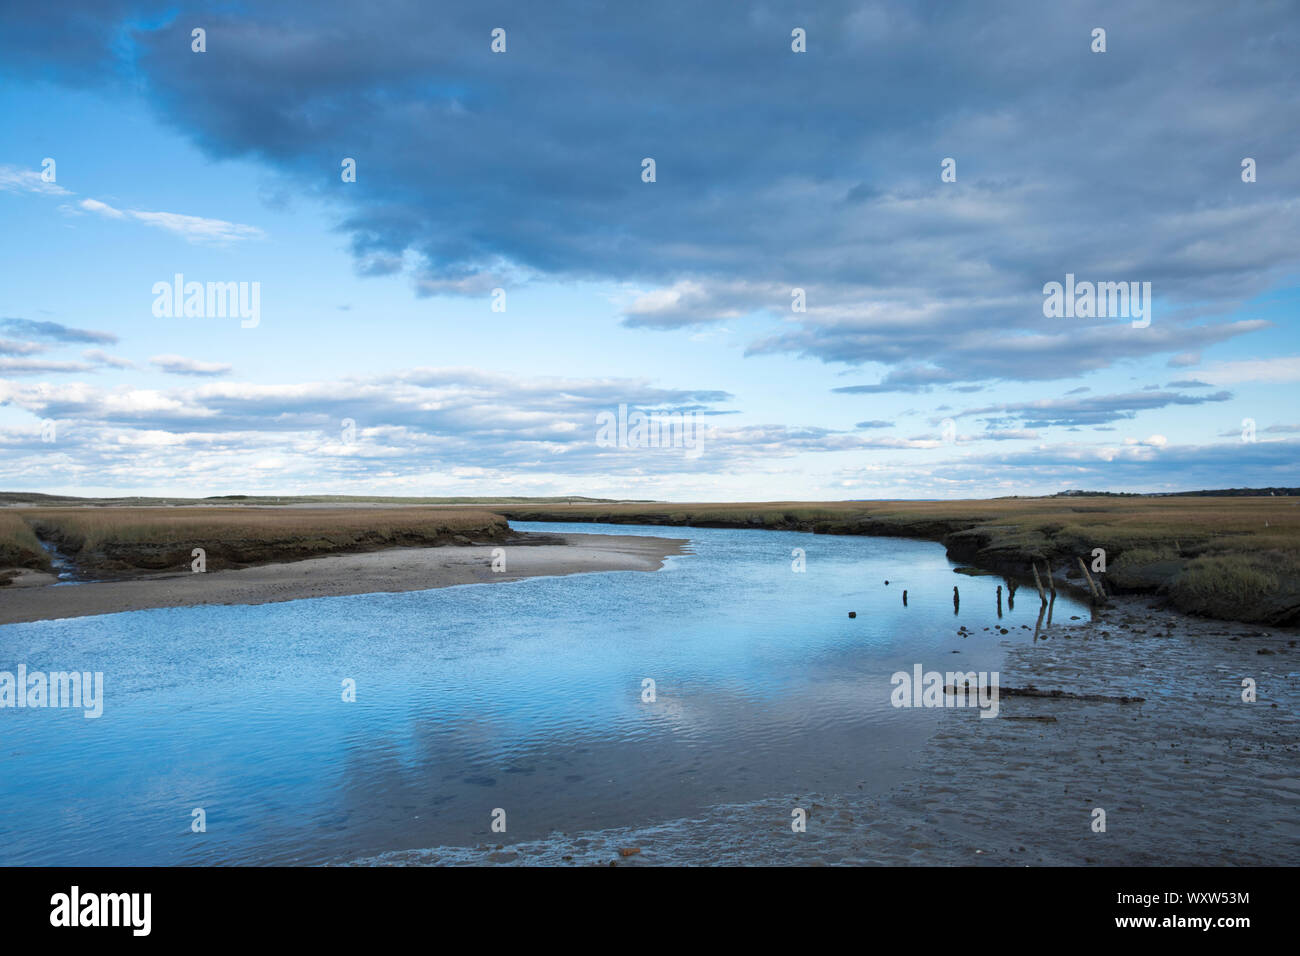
(351, 596, 1299, 866)
(0, 533, 688, 626)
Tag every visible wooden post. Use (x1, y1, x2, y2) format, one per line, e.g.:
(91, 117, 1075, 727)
(1031, 562, 1047, 604)
(1077, 557, 1102, 604)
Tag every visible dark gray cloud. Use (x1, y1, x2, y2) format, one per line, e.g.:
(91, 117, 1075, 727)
(1, 0, 1294, 392)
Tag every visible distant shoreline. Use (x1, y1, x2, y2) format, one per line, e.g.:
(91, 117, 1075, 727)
(497, 498, 1300, 627)
(0, 532, 688, 626)
(3, 494, 1296, 627)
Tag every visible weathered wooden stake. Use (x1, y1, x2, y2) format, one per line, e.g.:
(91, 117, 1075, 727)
(1031, 562, 1047, 604)
(1077, 557, 1102, 604)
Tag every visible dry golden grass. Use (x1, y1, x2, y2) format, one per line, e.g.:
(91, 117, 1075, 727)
(502, 496, 1300, 550)
(11, 506, 508, 572)
(19, 506, 500, 547)
(499, 496, 1300, 624)
(0, 511, 49, 570)
(6, 496, 1297, 622)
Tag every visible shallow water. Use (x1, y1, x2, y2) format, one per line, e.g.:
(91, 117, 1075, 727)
(0, 522, 1087, 865)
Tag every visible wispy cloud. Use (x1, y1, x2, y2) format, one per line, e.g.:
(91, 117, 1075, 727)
(1198, 356, 1300, 386)
(149, 355, 233, 377)
(0, 318, 117, 345)
(0, 164, 71, 196)
(79, 198, 264, 244)
(0, 338, 45, 356)
(83, 349, 135, 369)
(949, 390, 1234, 428)
(0, 357, 94, 375)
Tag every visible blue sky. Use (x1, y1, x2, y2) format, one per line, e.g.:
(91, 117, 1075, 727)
(1, 0, 1297, 500)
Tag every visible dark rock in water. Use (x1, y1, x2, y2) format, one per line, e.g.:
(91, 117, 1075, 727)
(848, 611, 857, 618)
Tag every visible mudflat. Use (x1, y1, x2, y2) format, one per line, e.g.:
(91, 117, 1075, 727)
(351, 595, 1299, 866)
(0, 533, 688, 626)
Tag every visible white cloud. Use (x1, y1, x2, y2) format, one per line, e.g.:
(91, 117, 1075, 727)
(83, 349, 135, 369)
(1199, 355, 1300, 386)
(0, 164, 71, 196)
(80, 199, 264, 243)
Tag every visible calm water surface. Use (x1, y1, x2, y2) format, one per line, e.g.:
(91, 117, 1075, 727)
(0, 522, 1086, 864)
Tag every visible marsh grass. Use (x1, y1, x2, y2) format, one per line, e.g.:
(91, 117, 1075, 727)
(499, 496, 1300, 623)
(13, 507, 508, 572)
(6, 495, 1298, 622)
(1171, 553, 1285, 611)
(0, 512, 49, 571)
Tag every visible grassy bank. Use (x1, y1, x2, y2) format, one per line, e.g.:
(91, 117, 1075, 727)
(0, 512, 51, 576)
(5, 507, 511, 575)
(496, 497, 1300, 626)
(4, 495, 1296, 625)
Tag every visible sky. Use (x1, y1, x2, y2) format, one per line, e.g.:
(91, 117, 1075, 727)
(0, 0, 1297, 500)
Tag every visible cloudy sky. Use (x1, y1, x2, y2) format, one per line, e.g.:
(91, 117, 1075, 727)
(1, 0, 1297, 499)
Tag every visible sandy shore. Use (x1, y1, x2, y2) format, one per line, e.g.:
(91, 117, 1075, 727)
(350, 596, 1299, 866)
(0, 533, 688, 626)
